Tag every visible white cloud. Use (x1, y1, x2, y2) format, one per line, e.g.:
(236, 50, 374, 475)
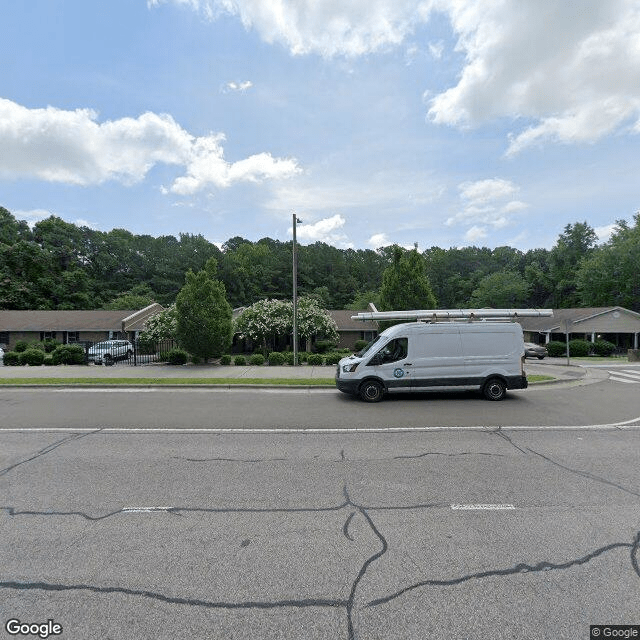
(464, 225, 487, 243)
(222, 80, 253, 93)
(447, 178, 527, 231)
(595, 223, 617, 243)
(289, 214, 352, 247)
(427, 0, 640, 154)
(152, 0, 640, 152)
(368, 233, 391, 247)
(0, 98, 299, 195)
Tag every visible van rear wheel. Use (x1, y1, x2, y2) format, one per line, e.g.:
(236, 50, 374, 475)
(483, 378, 506, 401)
(360, 380, 384, 403)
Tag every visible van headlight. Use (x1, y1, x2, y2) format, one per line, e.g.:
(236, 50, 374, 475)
(342, 363, 359, 373)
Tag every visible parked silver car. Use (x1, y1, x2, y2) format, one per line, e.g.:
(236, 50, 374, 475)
(87, 340, 133, 364)
(524, 342, 548, 359)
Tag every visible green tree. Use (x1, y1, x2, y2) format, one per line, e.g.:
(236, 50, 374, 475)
(103, 284, 156, 310)
(234, 299, 293, 354)
(175, 258, 232, 361)
(548, 222, 597, 307)
(577, 215, 640, 310)
(469, 271, 531, 307)
(379, 246, 437, 312)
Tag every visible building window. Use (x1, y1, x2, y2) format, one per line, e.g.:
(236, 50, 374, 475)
(40, 332, 57, 341)
(67, 332, 80, 343)
(0, 331, 8, 346)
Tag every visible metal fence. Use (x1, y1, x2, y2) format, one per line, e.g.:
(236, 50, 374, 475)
(85, 338, 178, 366)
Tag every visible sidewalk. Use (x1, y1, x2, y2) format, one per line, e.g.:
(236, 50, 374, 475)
(0, 359, 596, 385)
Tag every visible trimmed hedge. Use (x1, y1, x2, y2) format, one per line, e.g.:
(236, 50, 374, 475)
(307, 353, 324, 365)
(167, 349, 188, 365)
(354, 340, 368, 352)
(234, 355, 246, 366)
(268, 352, 285, 366)
(219, 354, 232, 365)
(2, 351, 22, 366)
(249, 354, 265, 366)
(592, 339, 616, 356)
(546, 341, 567, 357)
(324, 352, 343, 365)
(284, 351, 295, 365)
(14, 341, 29, 353)
(20, 349, 45, 366)
(569, 339, 591, 357)
(51, 344, 85, 365)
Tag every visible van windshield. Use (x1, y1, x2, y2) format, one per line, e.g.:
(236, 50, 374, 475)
(356, 335, 383, 358)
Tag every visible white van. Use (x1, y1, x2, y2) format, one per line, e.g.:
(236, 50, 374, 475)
(335, 321, 527, 402)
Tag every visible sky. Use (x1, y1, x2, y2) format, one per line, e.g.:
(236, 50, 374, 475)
(1, 0, 639, 252)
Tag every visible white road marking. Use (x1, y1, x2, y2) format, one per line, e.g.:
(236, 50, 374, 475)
(121, 507, 172, 513)
(451, 504, 515, 510)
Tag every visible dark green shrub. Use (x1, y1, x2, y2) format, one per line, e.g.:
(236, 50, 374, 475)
(43, 355, 54, 366)
(42, 339, 61, 353)
(569, 339, 591, 357)
(592, 339, 616, 356)
(546, 341, 566, 357)
(167, 348, 188, 365)
(158, 351, 170, 362)
(307, 353, 324, 365)
(220, 354, 232, 365)
(284, 351, 295, 365)
(20, 349, 45, 366)
(314, 340, 336, 353)
(2, 351, 22, 366)
(298, 351, 309, 363)
(234, 355, 246, 366)
(15, 341, 29, 353)
(51, 344, 85, 365)
(249, 353, 265, 366)
(324, 352, 343, 365)
(268, 352, 285, 365)
(190, 354, 203, 364)
(354, 340, 368, 352)
(28, 342, 46, 352)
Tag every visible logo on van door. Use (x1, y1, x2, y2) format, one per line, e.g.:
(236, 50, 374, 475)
(393, 368, 405, 378)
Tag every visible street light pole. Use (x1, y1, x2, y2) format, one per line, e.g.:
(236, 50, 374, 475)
(292, 214, 301, 366)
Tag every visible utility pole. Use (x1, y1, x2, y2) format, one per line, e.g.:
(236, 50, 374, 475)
(292, 214, 302, 366)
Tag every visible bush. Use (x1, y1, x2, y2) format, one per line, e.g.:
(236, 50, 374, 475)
(249, 353, 265, 366)
(20, 349, 45, 366)
(28, 342, 46, 352)
(14, 340, 29, 353)
(190, 354, 203, 364)
(233, 355, 246, 366)
(592, 339, 616, 356)
(51, 344, 85, 365)
(569, 339, 591, 357)
(354, 340, 368, 352)
(2, 351, 22, 366)
(167, 349, 188, 365)
(284, 351, 295, 365)
(324, 352, 343, 365)
(314, 339, 337, 353)
(158, 351, 170, 362)
(298, 351, 309, 363)
(546, 341, 567, 357)
(307, 353, 325, 365)
(43, 355, 54, 366)
(268, 352, 285, 366)
(219, 354, 232, 365)
(42, 339, 61, 353)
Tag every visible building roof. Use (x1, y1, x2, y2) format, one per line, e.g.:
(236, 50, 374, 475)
(329, 310, 378, 332)
(520, 306, 640, 332)
(0, 307, 163, 332)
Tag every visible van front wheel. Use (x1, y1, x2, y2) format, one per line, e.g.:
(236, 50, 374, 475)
(360, 380, 384, 403)
(483, 378, 506, 401)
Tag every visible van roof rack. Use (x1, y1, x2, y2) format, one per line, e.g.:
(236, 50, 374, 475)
(352, 306, 553, 323)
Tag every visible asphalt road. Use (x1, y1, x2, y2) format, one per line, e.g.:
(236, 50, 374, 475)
(1, 379, 639, 639)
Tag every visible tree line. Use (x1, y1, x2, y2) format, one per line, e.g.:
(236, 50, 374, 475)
(1, 206, 638, 312)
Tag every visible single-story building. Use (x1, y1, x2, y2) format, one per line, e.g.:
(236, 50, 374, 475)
(328, 310, 378, 349)
(0, 304, 164, 351)
(519, 306, 640, 350)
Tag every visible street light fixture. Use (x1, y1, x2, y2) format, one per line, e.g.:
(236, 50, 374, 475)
(292, 214, 302, 366)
